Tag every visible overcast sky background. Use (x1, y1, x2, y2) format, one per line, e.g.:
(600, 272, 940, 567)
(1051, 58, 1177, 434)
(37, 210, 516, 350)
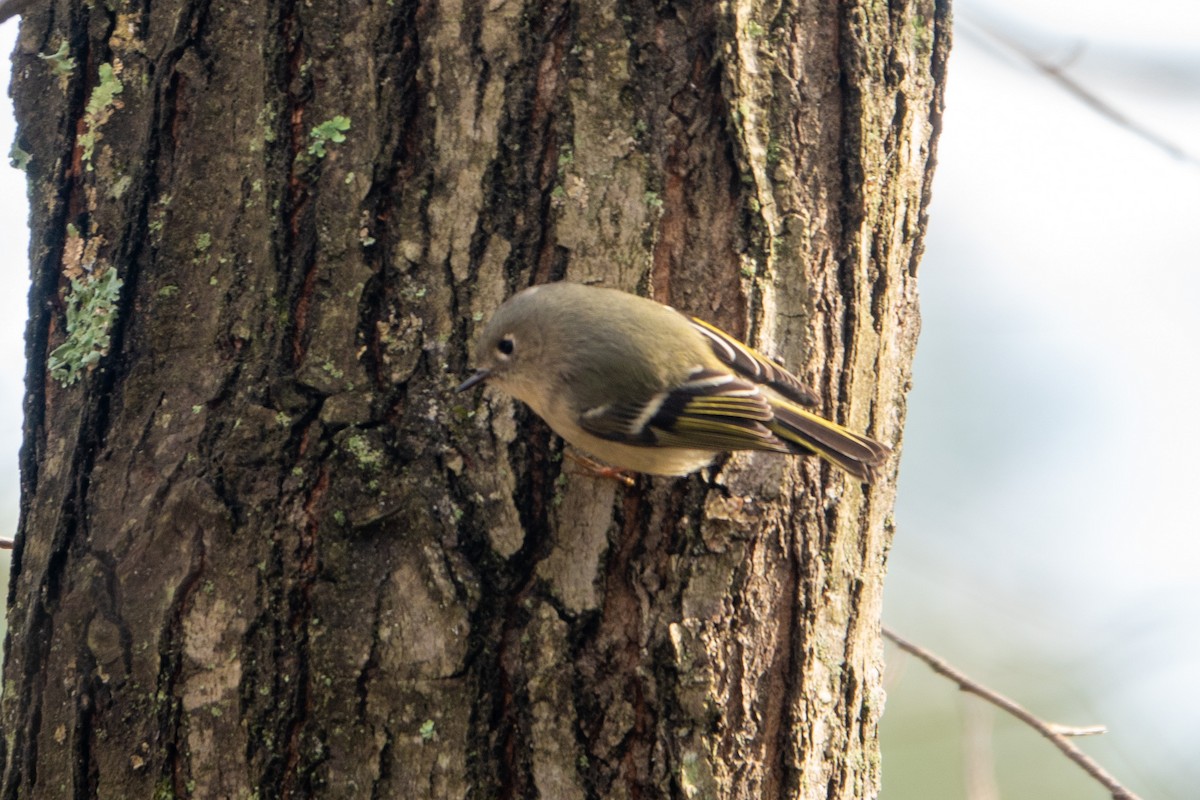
(2, 3, 1198, 798)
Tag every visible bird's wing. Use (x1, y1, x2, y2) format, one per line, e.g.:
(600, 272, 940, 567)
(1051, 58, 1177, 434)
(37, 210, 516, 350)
(577, 368, 791, 453)
(689, 317, 819, 406)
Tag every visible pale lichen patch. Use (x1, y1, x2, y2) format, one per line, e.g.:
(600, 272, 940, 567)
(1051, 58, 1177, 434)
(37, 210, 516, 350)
(527, 606, 588, 800)
(556, 5, 654, 290)
(79, 61, 125, 170)
(540, 479, 618, 613)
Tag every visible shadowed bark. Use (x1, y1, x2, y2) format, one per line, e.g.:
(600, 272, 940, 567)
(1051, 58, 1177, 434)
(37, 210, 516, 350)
(1, 0, 947, 797)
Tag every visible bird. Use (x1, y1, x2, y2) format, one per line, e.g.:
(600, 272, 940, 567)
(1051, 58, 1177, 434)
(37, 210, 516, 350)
(457, 282, 890, 482)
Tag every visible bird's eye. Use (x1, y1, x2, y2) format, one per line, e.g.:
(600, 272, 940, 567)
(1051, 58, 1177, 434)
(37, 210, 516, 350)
(497, 336, 515, 357)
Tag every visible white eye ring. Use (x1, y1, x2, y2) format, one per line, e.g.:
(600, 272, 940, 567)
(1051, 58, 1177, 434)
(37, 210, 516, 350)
(496, 335, 515, 359)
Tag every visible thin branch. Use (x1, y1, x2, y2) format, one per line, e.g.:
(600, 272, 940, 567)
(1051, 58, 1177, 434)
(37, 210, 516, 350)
(0, 537, 12, 550)
(959, 16, 1200, 168)
(0, 0, 36, 25)
(882, 626, 1142, 800)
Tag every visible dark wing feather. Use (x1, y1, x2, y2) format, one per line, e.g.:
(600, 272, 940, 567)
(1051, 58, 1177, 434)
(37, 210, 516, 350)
(689, 317, 819, 406)
(577, 362, 892, 482)
(578, 368, 790, 453)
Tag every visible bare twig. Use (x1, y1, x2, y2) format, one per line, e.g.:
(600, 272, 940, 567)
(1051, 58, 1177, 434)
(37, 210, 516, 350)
(0, 0, 37, 25)
(882, 626, 1142, 800)
(1049, 722, 1108, 737)
(0, 537, 13, 550)
(959, 16, 1200, 168)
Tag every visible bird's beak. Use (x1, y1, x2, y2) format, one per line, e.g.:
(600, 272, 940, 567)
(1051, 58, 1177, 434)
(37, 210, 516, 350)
(456, 369, 491, 392)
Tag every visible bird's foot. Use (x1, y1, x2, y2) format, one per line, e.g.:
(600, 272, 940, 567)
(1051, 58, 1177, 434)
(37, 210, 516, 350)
(563, 451, 636, 486)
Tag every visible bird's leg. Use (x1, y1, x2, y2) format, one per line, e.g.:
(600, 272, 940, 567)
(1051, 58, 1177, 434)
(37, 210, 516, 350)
(563, 450, 636, 487)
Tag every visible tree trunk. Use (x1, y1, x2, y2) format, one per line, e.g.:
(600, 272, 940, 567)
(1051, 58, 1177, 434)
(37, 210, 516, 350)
(1, 0, 947, 797)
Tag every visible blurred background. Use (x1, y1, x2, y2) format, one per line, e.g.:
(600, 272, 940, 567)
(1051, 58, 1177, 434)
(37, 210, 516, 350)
(2, 2, 1197, 797)
(880, 1, 1200, 798)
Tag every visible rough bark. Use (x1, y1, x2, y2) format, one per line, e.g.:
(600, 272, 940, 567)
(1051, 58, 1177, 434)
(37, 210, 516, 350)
(1, 0, 947, 798)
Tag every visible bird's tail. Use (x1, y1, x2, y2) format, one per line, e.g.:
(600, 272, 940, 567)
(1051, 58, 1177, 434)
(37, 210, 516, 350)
(768, 401, 890, 483)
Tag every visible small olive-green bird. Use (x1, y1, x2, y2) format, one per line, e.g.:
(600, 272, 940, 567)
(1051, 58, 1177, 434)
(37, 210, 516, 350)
(457, 282, 890, 481)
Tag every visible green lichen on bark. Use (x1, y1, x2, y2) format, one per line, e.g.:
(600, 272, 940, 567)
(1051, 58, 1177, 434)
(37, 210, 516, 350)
(8, 142, 30, 170)
(47, 267, 123, 386)
(37, 40, 75, 77)
(80, 62, 124, 169)
(305, 115, 351, 159)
